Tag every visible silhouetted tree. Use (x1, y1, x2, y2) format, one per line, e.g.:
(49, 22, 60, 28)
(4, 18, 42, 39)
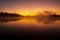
(0, 12, 23, 17)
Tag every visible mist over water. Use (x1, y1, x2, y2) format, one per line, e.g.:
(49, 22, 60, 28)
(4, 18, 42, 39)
(0, 17, 60, 30)
(0, 16, 60, 35)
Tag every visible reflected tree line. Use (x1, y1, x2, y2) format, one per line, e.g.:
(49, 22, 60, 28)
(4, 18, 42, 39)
(36, 11, 60, 24)
(0, 12, 23, 22)
(0, 18, 20, 23)
(35, 18, 57, 24)
(0, 11, 60, 24)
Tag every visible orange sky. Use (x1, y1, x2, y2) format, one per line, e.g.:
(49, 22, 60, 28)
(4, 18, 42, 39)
(0, 0, 60, 16)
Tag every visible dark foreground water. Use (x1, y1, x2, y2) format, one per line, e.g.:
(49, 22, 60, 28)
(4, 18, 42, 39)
(0, 17, 60, 37)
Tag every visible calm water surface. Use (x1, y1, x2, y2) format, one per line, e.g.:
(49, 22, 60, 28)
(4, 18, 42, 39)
(0, 17, 60, 33)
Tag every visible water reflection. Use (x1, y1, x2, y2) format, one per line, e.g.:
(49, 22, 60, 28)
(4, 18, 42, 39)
(0, 17, 60, 29)
(0, 17, 58, 23)
(0, 17, 60, 24)
(36, 18, 57, 24)
(0, 17, 21, 23)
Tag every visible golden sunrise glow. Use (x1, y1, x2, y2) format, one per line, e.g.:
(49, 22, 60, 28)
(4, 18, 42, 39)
(0, 0, 60, 16)
(3, 8, 60, 16)
(16, 10, 60, 16)
(17, 10, 39, 16)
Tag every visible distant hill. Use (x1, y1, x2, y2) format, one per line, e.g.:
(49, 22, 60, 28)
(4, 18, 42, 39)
(49, 14, 60, 18)
(0, 12, 23, 17)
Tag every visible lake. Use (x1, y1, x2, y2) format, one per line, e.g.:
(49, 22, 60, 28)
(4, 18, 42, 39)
(0, 17, 60, 35)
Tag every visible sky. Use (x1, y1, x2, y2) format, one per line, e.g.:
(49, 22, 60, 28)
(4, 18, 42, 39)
(0, 0, 60, 16)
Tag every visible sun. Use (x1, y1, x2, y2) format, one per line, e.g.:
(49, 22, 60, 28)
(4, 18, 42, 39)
(17, 10, 38, 16)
